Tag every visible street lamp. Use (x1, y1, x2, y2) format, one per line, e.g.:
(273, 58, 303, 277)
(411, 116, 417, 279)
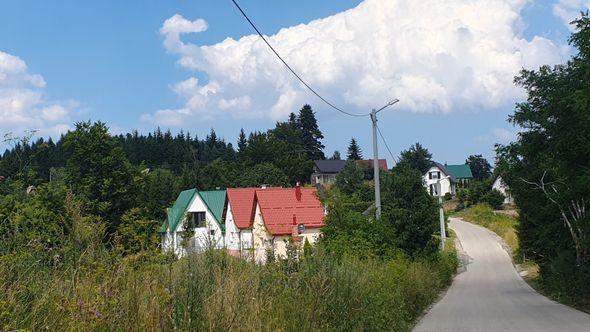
(371, 98, 399, 220)
(436, 175, 450, 250)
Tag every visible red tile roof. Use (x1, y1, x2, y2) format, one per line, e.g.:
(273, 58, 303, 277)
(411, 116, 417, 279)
(255, 187, 325, 236)
(358, 159, 389, 171)
(226, 188, 257, 229)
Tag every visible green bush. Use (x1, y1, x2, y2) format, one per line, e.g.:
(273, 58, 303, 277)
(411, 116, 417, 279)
(483, 189, 505, 210)
(444, 192, 453, 201)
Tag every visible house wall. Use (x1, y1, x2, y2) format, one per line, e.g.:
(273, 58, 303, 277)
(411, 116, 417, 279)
(224, 202, 240, 253)
(162, 230, 185, 257)
(185, 194, 225, 253)
(252, 202, 323, 263)
(272, 229, 322, 260)
(224, 202, 254, 258)
(492, 177, 513, 204)
(423, 166, 455, 196)
(252, 203, 273, 264)
(311, 173, 337, 185)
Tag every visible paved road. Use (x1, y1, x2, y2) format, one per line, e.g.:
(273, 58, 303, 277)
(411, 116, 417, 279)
(414, 217, 590, 332)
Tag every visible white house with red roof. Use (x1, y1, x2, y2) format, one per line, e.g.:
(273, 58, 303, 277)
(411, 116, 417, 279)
(222, 188, 257, 259)
(251, 186, 325, 263)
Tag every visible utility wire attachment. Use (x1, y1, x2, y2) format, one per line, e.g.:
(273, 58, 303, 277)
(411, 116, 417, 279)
(376, 123, 398, 164)
(230, 0, 369, 118)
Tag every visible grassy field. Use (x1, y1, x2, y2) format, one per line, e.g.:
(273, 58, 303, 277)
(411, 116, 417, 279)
(0, 247, 457, 331)
(453, 204, 519, 254)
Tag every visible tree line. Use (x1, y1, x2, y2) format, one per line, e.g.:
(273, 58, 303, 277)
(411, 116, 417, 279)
(496, 14, 590, 305)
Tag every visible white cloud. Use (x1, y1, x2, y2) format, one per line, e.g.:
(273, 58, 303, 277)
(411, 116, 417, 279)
(553, 0, 590, 30)
(0, 51, 73, 141)
(145, 0, 567, 126)
(492, 128, 518, 143)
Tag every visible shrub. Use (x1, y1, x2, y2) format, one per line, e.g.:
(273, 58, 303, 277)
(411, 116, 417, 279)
(483, 189, 505, 210)
(444, 192, 452, 201)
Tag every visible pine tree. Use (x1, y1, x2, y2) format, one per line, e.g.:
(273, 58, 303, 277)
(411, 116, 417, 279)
(347, 138, 362, 160)
(396, 143, 432, 173)
(330, 151, 342, 160)
(206, 129, 218, 147)
(297, 105, 325, 160)
(237, 128, 247, 154)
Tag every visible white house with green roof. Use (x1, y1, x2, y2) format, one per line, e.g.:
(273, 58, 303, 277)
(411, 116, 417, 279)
(423, 163, 473, 197)
(161, 189, 226, 257)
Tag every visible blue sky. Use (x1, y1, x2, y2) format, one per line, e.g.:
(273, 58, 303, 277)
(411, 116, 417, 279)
(0, 0, 586, 165)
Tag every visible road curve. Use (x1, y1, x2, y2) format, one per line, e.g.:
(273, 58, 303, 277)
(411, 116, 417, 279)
(414, 217, 590, 332)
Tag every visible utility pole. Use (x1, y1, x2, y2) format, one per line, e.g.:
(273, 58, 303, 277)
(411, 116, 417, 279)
(437, 176, 449, 250)
(370, 99, 399, 220)
(371, 110, 382, 219)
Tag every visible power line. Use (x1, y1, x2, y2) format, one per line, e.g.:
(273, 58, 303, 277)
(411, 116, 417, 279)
(230, 0, 369, 118)
(376, 123, 398, 165)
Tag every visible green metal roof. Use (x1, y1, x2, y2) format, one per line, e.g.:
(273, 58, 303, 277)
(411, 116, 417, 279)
(160, 189, 227, 234)
(160, 188, 197, 233)
(197, 190, 227, 231)
(445, 164, 473, 179)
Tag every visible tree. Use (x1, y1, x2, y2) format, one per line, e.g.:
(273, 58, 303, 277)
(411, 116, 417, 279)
(62, 121, 135, 236)
(330, 151, 341, 160)
(206, 129, 218, 147)
(482, 189, 505, 210)
(0, 182, 72, 254)
(323, 166, 439, 258)
(134, 168, 180, 220)
(466, 180, 491, 206)
(335, 161, 364, 194)
(200, 159, 238, 190)
(497, 14, 590, 301)
(347, 138, 362, 160)
(381, 167, 439, 256)
(237, 128, 248, 154)
(319, 196, 380, 259)
(298, 105, 325, 160)
(395, 143, 432, 174)
(116, 208, 160, 254)
(239, 163, 289, 187)
(466, 155, 492, 180)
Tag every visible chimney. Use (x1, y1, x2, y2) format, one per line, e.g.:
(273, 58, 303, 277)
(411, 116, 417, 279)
(295, 182, 302, 201)
(292, 214, 298, 237)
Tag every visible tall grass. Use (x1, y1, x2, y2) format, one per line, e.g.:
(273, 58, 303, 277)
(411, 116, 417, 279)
(455, 203, 519, 254)
(0, 246, 457, 331)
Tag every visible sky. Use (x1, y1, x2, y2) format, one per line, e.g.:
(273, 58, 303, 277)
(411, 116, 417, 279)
(1, 0, 588, 165)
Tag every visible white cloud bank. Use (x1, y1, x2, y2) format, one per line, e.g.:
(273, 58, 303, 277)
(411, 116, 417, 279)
(553, 0, 590, 30)
(145, 0, 567, 125)
(0, 51, 74, 141)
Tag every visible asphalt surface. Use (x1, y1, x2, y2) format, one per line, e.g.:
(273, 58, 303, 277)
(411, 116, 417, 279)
(414, 217, 590, 332)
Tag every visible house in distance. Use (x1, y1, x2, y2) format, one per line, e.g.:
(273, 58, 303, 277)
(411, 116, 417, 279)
(423, 162, 473, 197)
(311, 159, 389, 185)
(161, 185, 326, 262)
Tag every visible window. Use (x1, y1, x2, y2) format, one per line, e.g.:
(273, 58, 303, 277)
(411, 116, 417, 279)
(429, 184, 438, 196)
(210, 229, 216, 236)
(188, 212, 206, 229)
